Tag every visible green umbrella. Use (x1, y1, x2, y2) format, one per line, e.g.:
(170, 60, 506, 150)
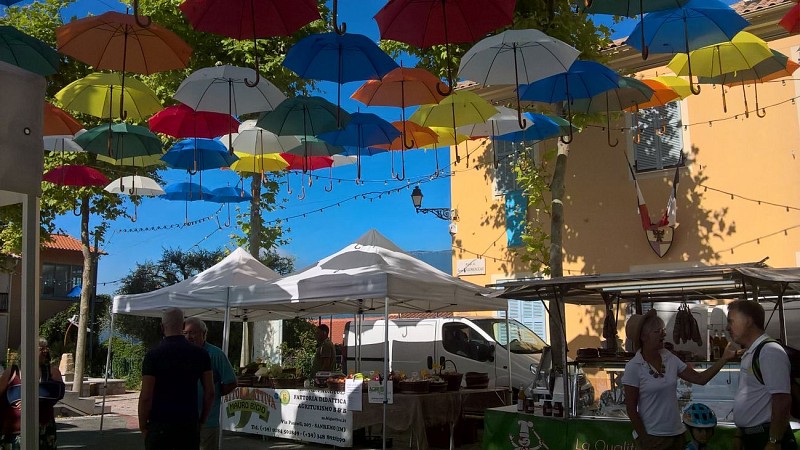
(570, 78, 654, 147)
(75, 123, 163, 161)
(0, 26, 60, 76)
(256, 96, 350, 137)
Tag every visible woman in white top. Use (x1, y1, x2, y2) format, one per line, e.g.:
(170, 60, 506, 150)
(623, 309, 735, 450)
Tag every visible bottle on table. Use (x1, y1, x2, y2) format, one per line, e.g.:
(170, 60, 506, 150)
(517, 385, 526, 412)
(543, 400, 553, 416)
(553, 401, 563, 417)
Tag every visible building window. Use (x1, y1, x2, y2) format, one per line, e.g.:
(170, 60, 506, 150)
(41, 263, 82, 298)
(632, 102, 684, 173)
(492, 139, 538, 195)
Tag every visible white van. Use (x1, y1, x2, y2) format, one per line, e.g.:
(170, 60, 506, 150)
(342, 316, 593, 406)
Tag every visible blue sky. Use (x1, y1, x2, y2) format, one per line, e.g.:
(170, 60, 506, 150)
(28, 0, 636, 295)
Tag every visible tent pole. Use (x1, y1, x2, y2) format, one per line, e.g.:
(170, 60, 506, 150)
(222, 289, 231, 356)
(100, 312, 115, 432)
(382, 297, 389, 450)
(506, 305, 512, 394)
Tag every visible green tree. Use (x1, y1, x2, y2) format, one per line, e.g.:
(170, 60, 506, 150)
(381, 0, 615, 367)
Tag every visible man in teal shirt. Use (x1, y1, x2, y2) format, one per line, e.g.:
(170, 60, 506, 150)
(184, 317, 237, 450)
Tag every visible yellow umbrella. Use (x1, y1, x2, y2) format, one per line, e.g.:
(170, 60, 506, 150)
(420, 127, 471, 149)
(96, 153, 164, 167)
(55, 72, 163, 120)
(667, 32, 772, 78)
(229, 152, 288, 173)
(651, 76, 693, 100)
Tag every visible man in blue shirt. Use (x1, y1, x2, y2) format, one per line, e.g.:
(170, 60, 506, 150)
(184, 317, 237, 450)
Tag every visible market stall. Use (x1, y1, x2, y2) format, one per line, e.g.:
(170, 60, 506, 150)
(484, 263, 800, 449)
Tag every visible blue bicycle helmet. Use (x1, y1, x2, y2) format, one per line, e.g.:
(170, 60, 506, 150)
(682, 403, 717, 428)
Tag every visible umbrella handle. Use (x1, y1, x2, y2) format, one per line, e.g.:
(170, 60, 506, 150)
(396, 151, 406, 181)
(560, 101, 574, 144)
(606, 114, 619, 148)
(133, 0, 151, 28)
(333, 0, 347, 35)
(131, 202, 138, 223)
(297, 185, 306, 200)
(245, 40, 261, 88)
(584, 0, 593, 7)
(324, 170, 333, 192)
(436, 81, 453, 96)
(755, 83, 767, 118)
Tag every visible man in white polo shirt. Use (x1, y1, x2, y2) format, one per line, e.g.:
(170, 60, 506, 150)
(728, 299, 796, 449)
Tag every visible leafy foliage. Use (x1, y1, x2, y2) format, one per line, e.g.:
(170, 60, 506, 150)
(279, 318, 318, 379)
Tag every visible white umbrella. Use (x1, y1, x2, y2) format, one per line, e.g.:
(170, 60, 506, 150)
(104, 175, 165, 222)
(458, 29, 580, 128)
(173, 65, 287, 116)
(457, 106, 533, 138)
(43, 135, 84, 152)
(220, 119, 300, 155)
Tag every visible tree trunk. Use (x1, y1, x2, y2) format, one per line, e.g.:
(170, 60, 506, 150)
(73, 194, 94, 394)
(548, 141, 569, 370)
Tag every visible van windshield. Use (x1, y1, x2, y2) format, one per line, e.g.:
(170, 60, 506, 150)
(472, 319, 547, 354)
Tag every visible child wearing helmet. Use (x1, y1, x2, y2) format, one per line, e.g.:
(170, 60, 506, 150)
(683, 403, 717, 450)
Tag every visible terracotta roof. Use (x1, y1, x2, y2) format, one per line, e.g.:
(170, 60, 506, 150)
(732, 0, 790, 14)
(43, 234, 105, 255)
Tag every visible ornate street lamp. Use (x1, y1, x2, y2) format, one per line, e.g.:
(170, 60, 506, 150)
(410, 186, 453, 221)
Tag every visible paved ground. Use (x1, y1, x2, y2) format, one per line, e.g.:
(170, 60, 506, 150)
(55, 392, 484, 449)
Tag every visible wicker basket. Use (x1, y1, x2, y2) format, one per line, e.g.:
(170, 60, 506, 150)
(464, 372, 489, 389)
(399, 380, 430, 394)
(441, 373, 463, 391)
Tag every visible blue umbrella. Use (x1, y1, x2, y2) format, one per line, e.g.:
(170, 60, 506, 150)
(626, 0, 748, 93)
(208, 185, 253, 226)
(161, 138, 239, 173)
(519, 61, 620, 143)
(318, 112, 400, 182)
(494, 113, 561, 142)
(161, 182, 211, 201)
(283, 32, 398, 125)
(0, 0, 23, 5)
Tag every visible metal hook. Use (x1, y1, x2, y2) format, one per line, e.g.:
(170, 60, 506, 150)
(396, 151, 406, 181)
(324, 170, 333, 192)
(297, 185, 306, 200)
(133, 0, 151, 28)
(131, 202, 138, 223)
(332, 0, 347, 35)
(224, 203, 231, 227)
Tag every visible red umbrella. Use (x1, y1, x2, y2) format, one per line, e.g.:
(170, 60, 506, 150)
(43, 165, 110, 187)
(374, 0, 516, 92)
(149, 103, 239, 139)
(280, 153, 334, 171)
(179, 0, 320, 85)
(779, 3, 800, 34)
(44, 102, 83, 136)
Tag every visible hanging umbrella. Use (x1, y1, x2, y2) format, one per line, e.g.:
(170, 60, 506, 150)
(55, 72, 162, 120)
(56, 11, 192, 74)
(162, 138, 239, 172)
(374, 0, 516, 92)
(583, 0, 689, 59)
(75, 123, 163, 160)
(149, 103, 239, 139)
(457, 106, 533, 138)
(569, 77, 655, 146)
(779, 3, 800, 35)
(625, 0, 749, 94)
(669, 31, 772, 114)
(421, 127, 471, 148)
(283, 32, 398, 125)
(457, 29, 580, 127)
(0, 0, 24, 6)
(44, 102, 84, 137)
(221, 120, 301, 155)
(104, 175, 164, 222)
(173, 65, 286, 151)
(317, 112, 399, 182)
(624, 79, 682, 111)
(257, 96, 351, 137)
(43, 165, 109, 187)
(282, 137, 345, 157)
(207, 185, 253, 226)
(104, 175, 164, 196)
(372, 121, 439, 150)
(162, 182, 212, 226)
(352, 66, 445, 178)
(280, 153, 335, 198)
(652, 75, 693, 99)
(409, 90, 497, 166)
(0, 26, 60, 76)
(44, 135, 84, 153)
(493, 113, 561, 142)
(519, 60, 621, 143)
(96, 153, 164, 168)
(229, 153, 289, 174)
(180, 0, 320, 84)
(697, 49, 800, 118)
(57, 12, 191, 119)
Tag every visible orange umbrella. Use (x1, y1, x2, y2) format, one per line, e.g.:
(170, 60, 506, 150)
(624, 79, 681, 112)
(44, 102, 83, 136)
(56, 12, 192, 75)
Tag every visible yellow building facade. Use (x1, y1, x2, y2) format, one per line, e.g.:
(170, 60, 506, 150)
(450, 0, 800, 380)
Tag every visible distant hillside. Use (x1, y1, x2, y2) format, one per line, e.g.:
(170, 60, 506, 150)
(408, 250, 452, 274)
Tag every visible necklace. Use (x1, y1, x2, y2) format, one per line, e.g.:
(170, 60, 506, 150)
(644, 357, 664, 379)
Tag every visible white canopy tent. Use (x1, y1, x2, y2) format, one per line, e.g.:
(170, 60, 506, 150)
(227, 229, 498, 315)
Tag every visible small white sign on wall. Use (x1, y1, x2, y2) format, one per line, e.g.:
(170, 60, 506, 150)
(456, 258, 486, 276)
